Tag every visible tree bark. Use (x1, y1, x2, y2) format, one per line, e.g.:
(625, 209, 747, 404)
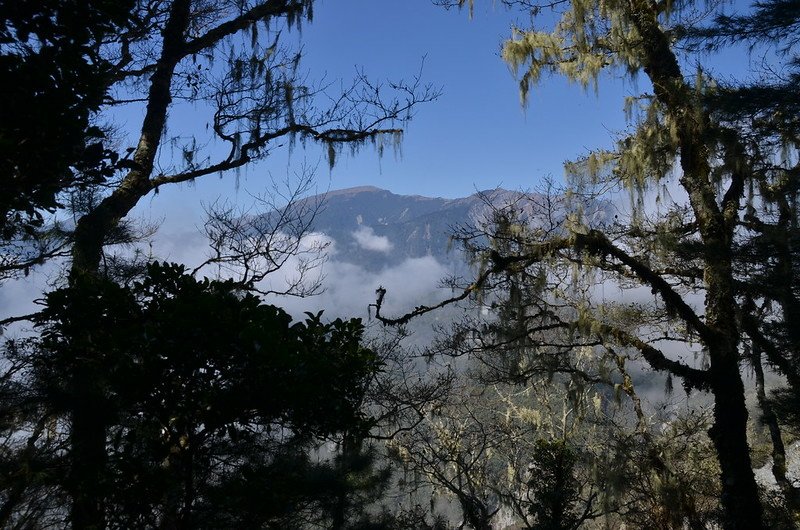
(625, 0, 766, 527)
(753, 349, 800, 524)
(71, 0, 191, 277)
(70, 372, 109, 530)
(707, 354, 765, 529)
(68, 1, 192, 527)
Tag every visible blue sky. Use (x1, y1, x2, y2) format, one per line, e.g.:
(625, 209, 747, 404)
(134, 0, 760, 231)
(4, 0, 764, 317)
(142, 0, 638, 217)
(294, 0, 635, 198)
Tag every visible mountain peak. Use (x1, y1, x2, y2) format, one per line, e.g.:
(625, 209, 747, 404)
(324, 185, 386, 198)
(265, 185, 610, 270)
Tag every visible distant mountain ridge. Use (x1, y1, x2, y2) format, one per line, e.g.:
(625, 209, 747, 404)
(292, 186, 536, 269)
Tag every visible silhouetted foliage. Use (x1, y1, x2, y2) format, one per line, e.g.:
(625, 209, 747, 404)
(0, 262, 387, 527)
(0, 0, 133, 238)
(526, 439, 581, 530)
(1, 0, 437, 525)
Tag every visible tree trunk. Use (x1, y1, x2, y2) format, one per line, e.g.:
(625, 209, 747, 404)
(753, 350, 800, 525)
(708, 349, 765, 530)
(67, 1, 192, 527)
(69, 366, 110, 530)
(701, 232, 765, 530)
(623, 1, 768, 526)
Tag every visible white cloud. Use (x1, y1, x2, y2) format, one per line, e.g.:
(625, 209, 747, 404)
(268, 254, 449, 321)
(299, 232, 336, 255)
(352, 226, 393, 253)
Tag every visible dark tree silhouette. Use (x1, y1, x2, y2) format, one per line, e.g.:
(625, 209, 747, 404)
(0, 2, 435, 526)
(0, 0, 133, 238)
(1, 262, 384, 528)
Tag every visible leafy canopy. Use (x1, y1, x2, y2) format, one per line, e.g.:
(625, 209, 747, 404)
(5, 262, 384, 526)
